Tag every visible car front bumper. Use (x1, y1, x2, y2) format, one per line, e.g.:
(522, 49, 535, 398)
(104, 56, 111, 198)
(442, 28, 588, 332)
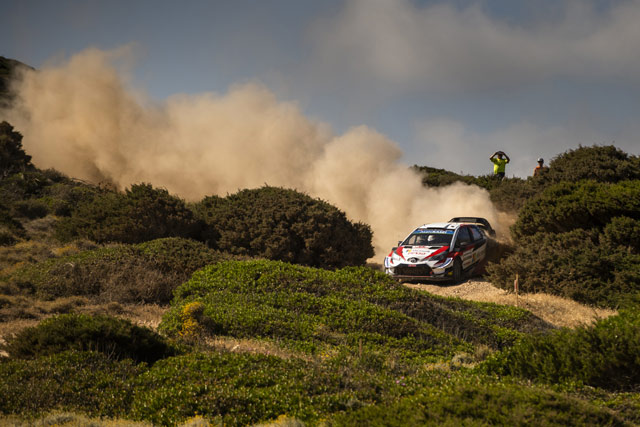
(384, 257, 454, 281)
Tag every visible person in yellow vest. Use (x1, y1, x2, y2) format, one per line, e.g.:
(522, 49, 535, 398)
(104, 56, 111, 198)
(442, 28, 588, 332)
(489, 151, 510, 179)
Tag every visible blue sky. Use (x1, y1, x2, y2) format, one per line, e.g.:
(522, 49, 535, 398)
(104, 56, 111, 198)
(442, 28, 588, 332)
(3, 0, 640, 177)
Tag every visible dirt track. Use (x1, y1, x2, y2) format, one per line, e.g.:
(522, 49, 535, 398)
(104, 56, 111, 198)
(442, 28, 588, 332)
(405, 279, 616, 329)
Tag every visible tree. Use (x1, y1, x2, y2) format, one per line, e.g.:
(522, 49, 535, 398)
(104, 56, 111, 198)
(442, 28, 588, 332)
(0, 121, 32, 178)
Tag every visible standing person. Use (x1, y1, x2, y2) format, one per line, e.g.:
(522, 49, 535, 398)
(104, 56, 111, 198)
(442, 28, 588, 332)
(489, 151, 510, 179)
(533, 158, 548, 176)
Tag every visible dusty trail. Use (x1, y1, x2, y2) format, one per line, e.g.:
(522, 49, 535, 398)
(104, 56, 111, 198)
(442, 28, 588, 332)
(405, 279, 616, 329)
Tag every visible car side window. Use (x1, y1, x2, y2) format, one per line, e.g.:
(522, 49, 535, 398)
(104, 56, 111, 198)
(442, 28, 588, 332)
(457, 227, 471, 246)
(470, 226, 484, 241)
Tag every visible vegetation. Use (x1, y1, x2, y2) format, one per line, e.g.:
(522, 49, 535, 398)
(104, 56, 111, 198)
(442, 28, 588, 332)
(412, 165, 540, 212)
(2, 237, 233, 304)
(160, 260, 547, 358)
(511, 180, 640, 239)
(482, 309, 640, 392)
(3, 313, 178, 364)
(484, 148, 640, 308)
(330, 373, 628, 426)
(0, 351, 145, 419)
(192, 187, 374, 269)
(0, 122, 33, 179)
(542, 145, 640, 184)
(0, 86, 638, 425)
(0, 56, 31, 107)
(55, 183, 203, 244)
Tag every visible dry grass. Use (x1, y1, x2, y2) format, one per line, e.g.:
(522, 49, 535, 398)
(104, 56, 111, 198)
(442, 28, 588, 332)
(407, 279, 616, 329)
(202, 336, 312, 362)
(0, 238, 98, 272)
(0, 411, 218, 426)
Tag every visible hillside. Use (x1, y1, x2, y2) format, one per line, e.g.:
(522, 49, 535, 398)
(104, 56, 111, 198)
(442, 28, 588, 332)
(0, 56, 32, 107)
(0, 62, 639, 424)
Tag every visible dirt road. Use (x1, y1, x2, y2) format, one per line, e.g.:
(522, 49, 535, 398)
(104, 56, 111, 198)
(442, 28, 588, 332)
(405, 279, 616, 329)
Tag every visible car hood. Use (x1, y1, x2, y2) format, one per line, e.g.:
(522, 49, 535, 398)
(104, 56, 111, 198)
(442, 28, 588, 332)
(392, 245, 449, 262)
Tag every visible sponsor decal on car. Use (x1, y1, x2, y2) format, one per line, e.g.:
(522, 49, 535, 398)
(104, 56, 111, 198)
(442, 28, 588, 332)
(414, 229, 454, 234)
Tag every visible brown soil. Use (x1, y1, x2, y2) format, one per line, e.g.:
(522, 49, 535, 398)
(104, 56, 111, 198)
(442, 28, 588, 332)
(405, 278, 616, 329)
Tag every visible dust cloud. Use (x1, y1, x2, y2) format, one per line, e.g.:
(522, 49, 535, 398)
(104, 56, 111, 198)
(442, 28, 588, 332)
(2, 48, 498, 257)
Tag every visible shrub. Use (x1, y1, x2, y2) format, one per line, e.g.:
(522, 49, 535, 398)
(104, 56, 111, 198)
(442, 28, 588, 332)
(0, 201, 23, 244)
(487, 177, 541, 212)
(0, 171, 46, 208)
(412, 165, 482, 188)
(29, 181, 99, 217)
(55, 183, 202, 244)
(10, 198, 49, 219)
(481, 309, 640, 392)
(413, 165, 541, 213)
(3, 313, 177, 364)
(5, 237, 231, 304)
(130, 352, 327, 426)
(160, 260, 549, 361)
(0, 351, 143, 418)
(545, 145, 640, 184)
(192, 186, 373, 268)
(0, 121, 32, 179)
(601, 216, 640, 253)
(414, 146, 640, 214)
(0, 227, 18, 246)
(486, 229, 640, 308)
(329, 373, 626, 426)
(512, 180, 640, 240)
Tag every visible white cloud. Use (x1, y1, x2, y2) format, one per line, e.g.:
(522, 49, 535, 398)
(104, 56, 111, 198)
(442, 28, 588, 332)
(311, 0, 640, 93)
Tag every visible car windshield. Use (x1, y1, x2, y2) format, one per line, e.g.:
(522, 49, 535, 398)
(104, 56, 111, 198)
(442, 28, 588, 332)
(402, 229, 453, 247)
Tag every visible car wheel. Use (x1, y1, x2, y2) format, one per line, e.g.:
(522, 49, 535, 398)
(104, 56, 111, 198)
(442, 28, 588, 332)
(451, 258, 462, 284)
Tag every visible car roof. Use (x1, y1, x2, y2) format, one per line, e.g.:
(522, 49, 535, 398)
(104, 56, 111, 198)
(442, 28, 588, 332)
(414, 222, 463, 231)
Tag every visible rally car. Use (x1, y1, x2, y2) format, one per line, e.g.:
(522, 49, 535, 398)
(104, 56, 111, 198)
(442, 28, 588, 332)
(383, 222, 487, 283)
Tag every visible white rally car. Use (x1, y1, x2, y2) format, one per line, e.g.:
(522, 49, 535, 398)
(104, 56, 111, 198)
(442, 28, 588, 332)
(383, 222, 487, 282)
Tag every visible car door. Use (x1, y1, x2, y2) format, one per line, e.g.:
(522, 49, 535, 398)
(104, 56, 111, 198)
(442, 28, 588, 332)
(455, 226, 475, 269)
(469, 225, 487, 265)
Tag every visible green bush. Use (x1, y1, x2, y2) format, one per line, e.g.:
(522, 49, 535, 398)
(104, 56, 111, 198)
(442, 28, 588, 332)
(56, 183, 202, 244)
(486, 229, 640, 308)
(5, 237, 232, 304)
(329, 373, 626, 426)
(413, 165, 542, 213)
(3, 313, 178, 364)
(0, 122, 32, 179)
(160, 260, 549, 361)
(192, 186, 373, 268)
(0, 201, 24, 244)
(412, 165, 482, 188)
(545, 145, 640, 184)
(0, 351, 144, 419)
(481, 309, 640, 392)
(414, 146, 640, 214)
(10, 198, 49, 219)
(131, 352, 347, 426)
(512, 180, 640, 240)
(487, 177, 541, 212)
(0, 170, 57, 208)
(602, 216, 640, 253)
(29, 181, 101, 217)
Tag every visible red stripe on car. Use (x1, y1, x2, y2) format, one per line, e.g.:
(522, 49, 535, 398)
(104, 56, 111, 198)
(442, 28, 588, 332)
(426, 246, 450, 258)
